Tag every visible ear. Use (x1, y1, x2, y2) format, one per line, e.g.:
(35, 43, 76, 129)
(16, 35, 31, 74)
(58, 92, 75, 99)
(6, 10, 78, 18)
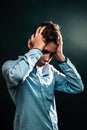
(28, 39, 33, 49)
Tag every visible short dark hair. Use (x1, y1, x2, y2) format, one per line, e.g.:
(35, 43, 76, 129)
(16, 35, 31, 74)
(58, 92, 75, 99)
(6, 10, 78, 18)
(34, 21, 61, 44)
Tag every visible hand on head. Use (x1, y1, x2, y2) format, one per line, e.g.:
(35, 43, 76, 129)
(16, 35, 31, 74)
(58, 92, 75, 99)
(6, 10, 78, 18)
(28, 26, 46, 50)
(56, 33, 66, 62)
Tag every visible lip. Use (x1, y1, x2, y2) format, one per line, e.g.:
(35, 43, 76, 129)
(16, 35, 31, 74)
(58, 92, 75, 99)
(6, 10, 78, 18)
(41, 63, 45, 66)
(39, 62, 47, 66)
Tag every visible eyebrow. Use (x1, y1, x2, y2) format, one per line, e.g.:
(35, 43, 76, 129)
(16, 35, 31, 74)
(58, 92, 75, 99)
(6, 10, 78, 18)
(42, 49, 55, 56)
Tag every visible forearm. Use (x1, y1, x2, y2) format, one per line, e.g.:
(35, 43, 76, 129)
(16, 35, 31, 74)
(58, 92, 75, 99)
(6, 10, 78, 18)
(55, 58, 84, 93)
(58, 58, 84, 93)
(56, 53, 66, 62)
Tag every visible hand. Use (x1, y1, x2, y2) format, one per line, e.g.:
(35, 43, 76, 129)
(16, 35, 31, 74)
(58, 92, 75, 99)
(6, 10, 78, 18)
(56, 32, 66, 62)
(28, 26, 46, 50)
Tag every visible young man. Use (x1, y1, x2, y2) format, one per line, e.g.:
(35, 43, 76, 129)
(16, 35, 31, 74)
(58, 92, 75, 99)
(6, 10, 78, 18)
(2, 21, 84, 130)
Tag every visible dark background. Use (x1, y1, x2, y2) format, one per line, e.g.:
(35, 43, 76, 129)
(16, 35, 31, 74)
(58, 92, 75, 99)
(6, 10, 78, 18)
(0, 0, 87, 130)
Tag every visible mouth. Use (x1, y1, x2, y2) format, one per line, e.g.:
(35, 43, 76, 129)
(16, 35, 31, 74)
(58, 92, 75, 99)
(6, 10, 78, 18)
(36, 60, 49, 67)
(39, 62, 48, 67)
(40, 63, 46, 66)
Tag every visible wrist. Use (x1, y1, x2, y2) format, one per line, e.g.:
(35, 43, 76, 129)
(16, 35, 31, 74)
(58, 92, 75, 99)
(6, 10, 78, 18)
(33, 45, 44, 51)
(56, 53, 66, 62)
(33, 43, 45, 51)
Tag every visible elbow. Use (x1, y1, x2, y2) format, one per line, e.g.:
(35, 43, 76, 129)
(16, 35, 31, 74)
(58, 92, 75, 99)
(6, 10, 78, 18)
(2, 65, 22, 86)
(68, 80, 84, 94)
(79, 82, 84, 92)
(2, 62, 6, 77)
(2, 60, 23, 86)
(76, 80, 84, 93)
(8, 68, 23, 85)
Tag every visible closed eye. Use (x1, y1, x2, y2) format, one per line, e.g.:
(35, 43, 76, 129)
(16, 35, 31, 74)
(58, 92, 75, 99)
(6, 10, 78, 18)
(42, 49, 49, 54)
(42, 49, 55, 57)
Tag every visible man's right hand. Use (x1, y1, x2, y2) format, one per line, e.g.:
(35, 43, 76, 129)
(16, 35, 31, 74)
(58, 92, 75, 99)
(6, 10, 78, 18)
(28, 26, 46, 51)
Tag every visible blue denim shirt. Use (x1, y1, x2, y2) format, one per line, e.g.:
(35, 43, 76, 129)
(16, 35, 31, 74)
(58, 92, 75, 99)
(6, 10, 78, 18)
(2, 49, 84, 130)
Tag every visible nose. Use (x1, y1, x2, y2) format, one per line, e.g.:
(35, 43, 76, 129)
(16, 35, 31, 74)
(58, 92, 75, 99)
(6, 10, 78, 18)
(44, 54, 51, 62)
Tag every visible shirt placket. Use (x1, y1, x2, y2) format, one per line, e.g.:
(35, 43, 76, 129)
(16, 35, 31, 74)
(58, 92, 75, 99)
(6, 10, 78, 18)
(36, 68, 54, 130)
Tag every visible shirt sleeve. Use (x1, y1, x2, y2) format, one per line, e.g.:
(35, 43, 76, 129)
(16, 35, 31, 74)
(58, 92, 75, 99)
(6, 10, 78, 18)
(2, 49, 42, 87)
(54, 58, 84, 94)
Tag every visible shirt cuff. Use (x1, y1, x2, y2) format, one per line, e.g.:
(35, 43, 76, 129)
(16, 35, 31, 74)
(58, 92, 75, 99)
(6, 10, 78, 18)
(57, 57, 67, 64)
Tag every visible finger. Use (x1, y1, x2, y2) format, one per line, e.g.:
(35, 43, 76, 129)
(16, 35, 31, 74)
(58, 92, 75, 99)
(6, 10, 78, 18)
(35, 26, 42, 35)
(59, 33, 63, 40)
(39, 26, 46, 34)
(58, 33, 63, 44)
(35, 26, 46, 36)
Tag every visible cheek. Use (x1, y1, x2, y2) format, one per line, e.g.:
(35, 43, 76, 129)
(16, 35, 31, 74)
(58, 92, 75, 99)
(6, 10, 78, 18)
(41, 56, 45, 61)
(38, 56, 44, 62)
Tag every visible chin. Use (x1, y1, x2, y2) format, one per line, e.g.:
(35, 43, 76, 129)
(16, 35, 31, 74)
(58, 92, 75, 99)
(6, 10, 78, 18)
(37, 62, 48, 67)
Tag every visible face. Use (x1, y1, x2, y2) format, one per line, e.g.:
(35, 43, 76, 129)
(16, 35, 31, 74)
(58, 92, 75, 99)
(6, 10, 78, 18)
(36, 42, 57, 67)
